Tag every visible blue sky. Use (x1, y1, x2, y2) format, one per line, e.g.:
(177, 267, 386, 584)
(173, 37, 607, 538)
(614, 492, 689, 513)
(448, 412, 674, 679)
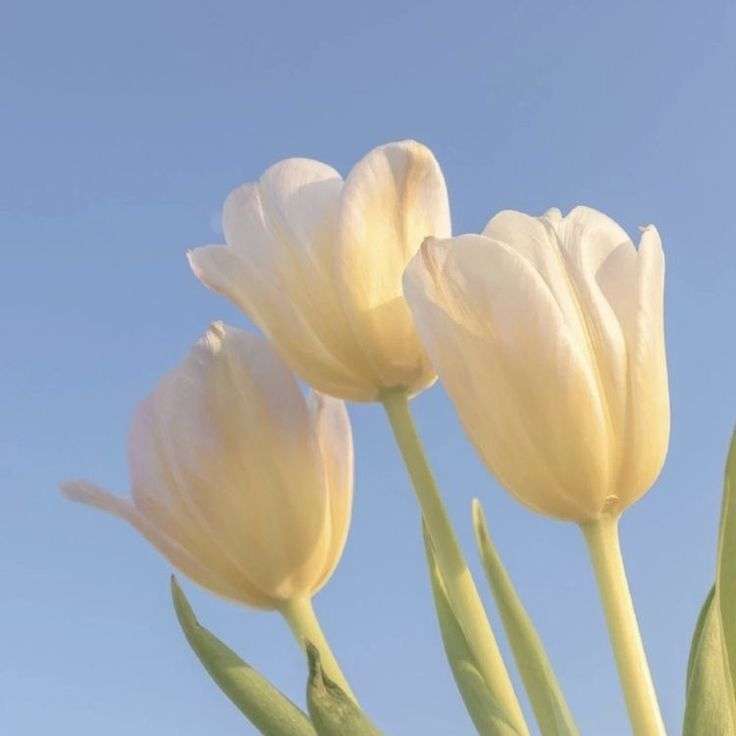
(2, 1, 735, 733)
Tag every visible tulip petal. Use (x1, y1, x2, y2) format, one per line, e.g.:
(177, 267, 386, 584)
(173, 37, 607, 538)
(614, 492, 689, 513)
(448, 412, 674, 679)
(189, 161, 375, 400)
(140, 324, 333, 602)
(61, 480, 266, 604)
(405, 235, 612, 520)
(485, 207, 629, 486)
(547, 207, 632, 464)
(336, 140, 449, 393)
(308, 392, 354, 593)
(128, 379, 268, 600)
(63, 322, 353, 608)
(598, 225, 669, 502)
(625, 226, 669, 503)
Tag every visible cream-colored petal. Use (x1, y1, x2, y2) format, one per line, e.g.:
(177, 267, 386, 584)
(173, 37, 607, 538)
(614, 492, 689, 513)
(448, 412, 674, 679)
(189, 163, 375, 400)
(128, 381, 261, 595)
(584, 217, 669, 509)
(61, 480, 271, 606)
(484, 209, 629, 462)
(543, 207, 631, 481)
(307, 392, 354, 593)
(254, 158, 343, 266)
(617, 227, 669, 505)
(405, 235, 613, 521)
(336, 140, 449, 393)
(189, 243, 371, 399)
(483, 209, 559, 277)
(148, 324, 333, 601)
(483, 210, 596, 340)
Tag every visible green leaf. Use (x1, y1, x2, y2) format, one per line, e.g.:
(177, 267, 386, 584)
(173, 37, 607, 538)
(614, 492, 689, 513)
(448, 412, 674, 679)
(424, 529, 523, 736)
(472, 501, 580, 736)
(683, 430, 736, 733)
(171, 576, 316, 736)
(717, 431, 736, 696)
(305, 643, 383, 736)
(683, 586, 735, 734)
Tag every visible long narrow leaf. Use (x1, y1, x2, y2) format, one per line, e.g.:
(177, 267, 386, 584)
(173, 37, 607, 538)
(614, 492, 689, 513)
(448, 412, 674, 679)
(472, 500, 579, 736)
(424, 529, 522, 736)
(683, 586, 736, 735)
(717, 431, 736, 696)
(171, 576, 316, 736)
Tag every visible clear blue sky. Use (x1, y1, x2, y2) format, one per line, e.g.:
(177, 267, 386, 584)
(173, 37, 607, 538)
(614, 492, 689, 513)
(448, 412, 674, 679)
(2, 1, 735, 734)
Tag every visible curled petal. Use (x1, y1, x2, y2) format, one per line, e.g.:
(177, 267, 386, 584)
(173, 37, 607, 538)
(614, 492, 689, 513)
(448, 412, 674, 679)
(63, 323, 354, 607)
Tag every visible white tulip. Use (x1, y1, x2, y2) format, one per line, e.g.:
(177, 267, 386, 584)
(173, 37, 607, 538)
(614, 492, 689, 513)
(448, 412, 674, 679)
(62, 322, 353, 608)
(404, 206, 669, 522)
(188, 140, 451, 401)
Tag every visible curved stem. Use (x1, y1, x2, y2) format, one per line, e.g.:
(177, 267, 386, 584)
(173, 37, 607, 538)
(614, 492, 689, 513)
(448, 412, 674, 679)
(581, 515, 666, 736)
(381, 391, 529, 735)
(280, 597, 356, 703)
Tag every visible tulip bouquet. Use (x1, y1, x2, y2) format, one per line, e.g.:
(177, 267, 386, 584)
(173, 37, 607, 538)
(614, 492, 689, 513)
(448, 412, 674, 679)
(62, 140, 735, 735)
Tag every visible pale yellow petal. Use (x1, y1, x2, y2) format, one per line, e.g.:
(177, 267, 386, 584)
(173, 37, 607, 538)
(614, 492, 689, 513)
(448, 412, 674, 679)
(336, 140, 449, 394)
(405, 236, 613, 521)
(617, 227, 669, 505)
(189, 162, 375, 400)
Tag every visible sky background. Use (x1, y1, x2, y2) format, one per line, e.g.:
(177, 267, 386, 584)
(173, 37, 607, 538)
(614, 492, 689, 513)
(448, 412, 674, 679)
(2, 1, 736, 734)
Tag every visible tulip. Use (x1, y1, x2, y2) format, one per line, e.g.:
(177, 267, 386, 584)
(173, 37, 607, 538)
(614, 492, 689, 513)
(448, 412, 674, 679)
(404, 205, 669, 735)
(188, 139, 450, 402)
(62, 323, 355, 695)
(404, 205, 669, 523)
(189, 141, 527, 727)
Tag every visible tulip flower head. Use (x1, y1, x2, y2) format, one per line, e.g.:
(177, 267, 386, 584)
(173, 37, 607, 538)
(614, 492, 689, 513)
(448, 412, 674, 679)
(61, 323, 353, 608)
(404, 206, 669, 523)
(188, 140, 451, 402)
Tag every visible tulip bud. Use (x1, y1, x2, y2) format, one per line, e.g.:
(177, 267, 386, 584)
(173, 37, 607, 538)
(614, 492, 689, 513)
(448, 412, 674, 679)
(61, 322, 353, 608)
(188, 140, 451, 402)
(404, 206, 669, 522)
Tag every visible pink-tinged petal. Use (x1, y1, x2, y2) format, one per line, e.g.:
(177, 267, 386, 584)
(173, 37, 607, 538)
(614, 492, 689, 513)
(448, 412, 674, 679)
(307, 392, 354, 593)
(61, 480, 271, 606)
(64, 322, 355, 606)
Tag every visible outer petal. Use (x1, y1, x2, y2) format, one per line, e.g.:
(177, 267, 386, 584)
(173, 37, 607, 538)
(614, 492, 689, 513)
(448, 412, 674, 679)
(60, 480, 270, 606)
(601, 227, 669, 505)
(144, 324, 333, 602)
(545, 207, 632, 468)
(405, 235, 613, 521)
(307, 392, 354, 593)
(485, 207, 629, 481)
(189, 160, 375, 400)
(62, 324, 349, 606)
(336, 140, 450, 394)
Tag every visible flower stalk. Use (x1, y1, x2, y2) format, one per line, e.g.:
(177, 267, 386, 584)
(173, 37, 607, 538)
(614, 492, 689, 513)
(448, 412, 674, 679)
(381, 390, 528, 735)
(280, 597, 356, 703)
(581, 515, 666, 736)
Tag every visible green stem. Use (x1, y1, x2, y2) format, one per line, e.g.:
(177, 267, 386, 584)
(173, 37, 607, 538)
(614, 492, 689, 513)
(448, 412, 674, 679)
(280, 597, 356, 703)
(581, 515, 666, 736)
(381, 391, 528, 735)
